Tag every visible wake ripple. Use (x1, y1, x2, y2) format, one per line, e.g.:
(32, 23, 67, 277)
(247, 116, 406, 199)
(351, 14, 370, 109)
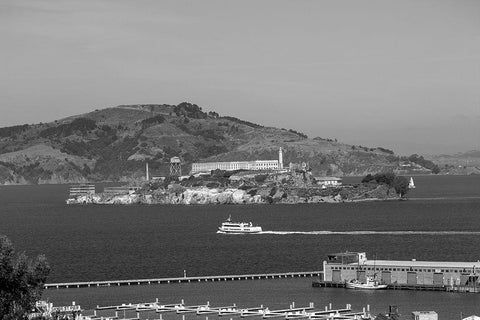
(257, 230, 480, 235)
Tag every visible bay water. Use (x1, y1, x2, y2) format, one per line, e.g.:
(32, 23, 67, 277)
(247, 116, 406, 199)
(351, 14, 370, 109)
(1, 175, 480, 318)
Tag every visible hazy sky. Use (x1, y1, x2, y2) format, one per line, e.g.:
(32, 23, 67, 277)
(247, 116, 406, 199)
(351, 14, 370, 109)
(1, 0, 479, 155)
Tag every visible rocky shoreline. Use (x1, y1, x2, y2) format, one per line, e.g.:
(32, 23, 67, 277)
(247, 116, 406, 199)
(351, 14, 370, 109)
(66, 184, 400, 205)
(66, 169, 407, 205)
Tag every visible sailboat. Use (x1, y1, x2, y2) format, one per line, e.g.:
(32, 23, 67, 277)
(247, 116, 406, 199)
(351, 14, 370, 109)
(408, 177, 415, 189)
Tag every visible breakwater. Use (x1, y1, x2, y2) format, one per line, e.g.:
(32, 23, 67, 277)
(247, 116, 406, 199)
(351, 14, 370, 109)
(44, 271, 323, 289)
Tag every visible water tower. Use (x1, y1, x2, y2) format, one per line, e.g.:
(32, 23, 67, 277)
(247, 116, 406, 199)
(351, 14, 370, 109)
(170, 156, 182, 176)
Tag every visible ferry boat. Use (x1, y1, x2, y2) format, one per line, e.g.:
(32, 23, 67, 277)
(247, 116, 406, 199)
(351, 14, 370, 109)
(218, 216, 262, 234)
(345, 276, 387, 290)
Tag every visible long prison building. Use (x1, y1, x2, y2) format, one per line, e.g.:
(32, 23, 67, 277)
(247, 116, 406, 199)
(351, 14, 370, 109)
(191, 147, 284, 174)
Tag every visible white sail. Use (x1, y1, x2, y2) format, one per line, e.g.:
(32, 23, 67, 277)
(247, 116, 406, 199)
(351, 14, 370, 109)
(408, 177, 415, 189)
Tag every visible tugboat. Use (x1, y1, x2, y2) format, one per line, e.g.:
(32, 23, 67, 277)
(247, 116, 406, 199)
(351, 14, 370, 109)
(218, 216, 262, 234)
(345, 276, 387, 290)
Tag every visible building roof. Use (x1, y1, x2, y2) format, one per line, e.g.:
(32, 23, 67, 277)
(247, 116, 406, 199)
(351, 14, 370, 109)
(353, 260, 480, 269)
(412, 311, 437, 315)
(462, 316, 480, 320)
(328, 251, 364, 257)
(315, 176, 342, 181)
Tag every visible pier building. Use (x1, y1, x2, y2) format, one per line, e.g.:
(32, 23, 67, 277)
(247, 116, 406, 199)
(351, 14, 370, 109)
(190, 148, 283, 174)
(321, 252, 480, 289)
(411, 311, 438, 320)
(315, 177, 343, 188)
(68, 184, 95, 197)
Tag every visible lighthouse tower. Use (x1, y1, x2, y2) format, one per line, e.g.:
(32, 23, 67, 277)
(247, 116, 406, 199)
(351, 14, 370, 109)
(278, 147, 284, 170)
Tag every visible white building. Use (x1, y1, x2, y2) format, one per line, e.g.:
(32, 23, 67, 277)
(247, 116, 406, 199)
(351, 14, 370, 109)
(315, 177, 343, 188)
(191, 160, 279, 174)
(411, 311, 438, 320)
(190, 148, 283, 174)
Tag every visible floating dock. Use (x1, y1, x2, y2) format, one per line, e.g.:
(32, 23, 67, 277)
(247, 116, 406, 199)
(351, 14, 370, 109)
(85, 299, 372, 320)
(44, 271, 323, 289)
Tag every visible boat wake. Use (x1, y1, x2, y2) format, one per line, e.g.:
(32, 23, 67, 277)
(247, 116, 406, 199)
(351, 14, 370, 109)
(256, 230, 480, 235)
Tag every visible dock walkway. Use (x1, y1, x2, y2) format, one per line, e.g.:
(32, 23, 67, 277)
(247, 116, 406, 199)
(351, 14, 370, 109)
(85, 300, 370, 320)
(45, 271, 323, 289)
(312, 280, 480, 293)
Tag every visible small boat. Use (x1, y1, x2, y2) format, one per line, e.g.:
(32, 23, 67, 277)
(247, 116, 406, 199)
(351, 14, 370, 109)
(408, 177, 415, 189)
(345, 276, 387, 290)
(218, 216, 262, 234)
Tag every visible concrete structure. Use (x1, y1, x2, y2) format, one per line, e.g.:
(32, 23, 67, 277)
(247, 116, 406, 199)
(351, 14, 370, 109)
(322, 252, 480, 287)
(191, 160, 279, 173)
(69, 184, 95, 197)
(279, 147, 283, 170)
(315, 177, 342, 187)
(289, 162, 309, 171)
(190, 147, 283, 174)
(103, 186, 139, 195)
(411, 311, 438, 320)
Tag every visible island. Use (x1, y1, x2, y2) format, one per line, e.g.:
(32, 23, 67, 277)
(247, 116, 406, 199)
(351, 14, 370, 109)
(66, 170, 410, 205)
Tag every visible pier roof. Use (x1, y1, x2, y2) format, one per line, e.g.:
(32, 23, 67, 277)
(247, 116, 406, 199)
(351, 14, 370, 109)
(357, 260, 480, 269)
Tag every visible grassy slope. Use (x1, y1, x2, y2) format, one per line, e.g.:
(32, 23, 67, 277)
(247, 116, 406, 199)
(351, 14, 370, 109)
(0, 103, 427, 184)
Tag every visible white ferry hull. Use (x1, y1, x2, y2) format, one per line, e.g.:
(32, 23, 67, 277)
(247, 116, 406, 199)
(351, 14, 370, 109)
(218, 227, 262, 234)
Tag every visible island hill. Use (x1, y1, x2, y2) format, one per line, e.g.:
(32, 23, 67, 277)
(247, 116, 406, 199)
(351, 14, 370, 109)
(0, 103, 440, 186)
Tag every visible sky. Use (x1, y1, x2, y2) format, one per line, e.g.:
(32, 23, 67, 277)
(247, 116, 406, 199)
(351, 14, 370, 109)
(1, 0, 479, 155)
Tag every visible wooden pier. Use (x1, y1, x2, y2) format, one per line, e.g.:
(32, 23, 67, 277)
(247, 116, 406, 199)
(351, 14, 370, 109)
(84, 299, 372, 320)
(44, 271, 323, 289)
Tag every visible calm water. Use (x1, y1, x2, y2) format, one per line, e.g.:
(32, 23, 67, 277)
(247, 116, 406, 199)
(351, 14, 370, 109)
(1, 175, 480, 318)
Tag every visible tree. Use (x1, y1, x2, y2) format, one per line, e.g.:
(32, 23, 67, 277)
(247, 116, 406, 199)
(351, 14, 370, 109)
(393, 176, 410, 198)
(0, 235, 50, 320)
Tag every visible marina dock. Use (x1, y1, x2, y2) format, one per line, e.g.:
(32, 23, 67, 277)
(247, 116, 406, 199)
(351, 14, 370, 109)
(84, 299, 371, 320)
(44, 271, 323, 289)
